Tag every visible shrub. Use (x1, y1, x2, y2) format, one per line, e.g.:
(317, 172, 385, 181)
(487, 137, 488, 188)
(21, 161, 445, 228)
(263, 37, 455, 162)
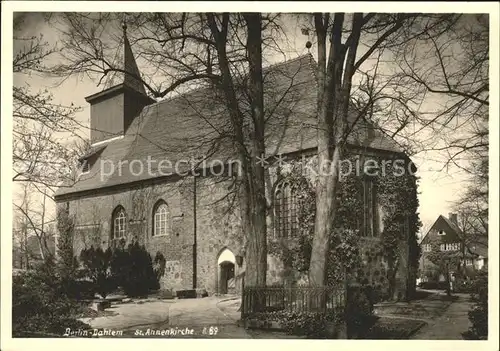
(56, 209, 79, 280)
(12, 261, 90, 337)
(454, 279, 475, 294)
(470, 269, 488, 302)
(109, 243, 129, 287)
(279, 311, 339, 338)
(346, 284, 377, 338)
(462, 269, 488, 340)
(80, 246, 116, 298)
(110, 242, 159, 297)
(67, 279, 97, 300)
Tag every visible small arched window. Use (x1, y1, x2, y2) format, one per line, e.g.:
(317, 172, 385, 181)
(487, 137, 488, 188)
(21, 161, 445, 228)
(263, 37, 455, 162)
(153, 201, 170, 236)
(112, 206, 127, 240)
(274, 181, 298, 239)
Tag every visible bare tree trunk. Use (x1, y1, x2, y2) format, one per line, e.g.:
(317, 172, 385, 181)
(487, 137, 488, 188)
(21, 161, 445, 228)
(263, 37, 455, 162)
(309, 147, 342, 286)
(445, 263, 451, 296)
(207, 13, 267, 289)
(22, 188, 31, 269)
(308, 12, 335, 288)
(308, 13, 363, 288)
(38, 192, 47, 261)
(243, 13, 267, 289)
(23, 225, 29, 269)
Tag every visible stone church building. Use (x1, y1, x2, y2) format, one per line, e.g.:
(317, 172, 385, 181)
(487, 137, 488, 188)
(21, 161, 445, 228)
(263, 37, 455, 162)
(55, 29, 418, 298)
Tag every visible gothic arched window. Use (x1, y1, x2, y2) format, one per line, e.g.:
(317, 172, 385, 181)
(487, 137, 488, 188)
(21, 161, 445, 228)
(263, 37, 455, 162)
(153, 200, 170, 237)
(274, 181, 298, 239)
(112, 206, 127, 240)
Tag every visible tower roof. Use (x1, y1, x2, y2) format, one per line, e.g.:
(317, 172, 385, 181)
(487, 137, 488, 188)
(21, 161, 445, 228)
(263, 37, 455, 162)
(121, 22, 147, 95)
(96, 21, 148, 96)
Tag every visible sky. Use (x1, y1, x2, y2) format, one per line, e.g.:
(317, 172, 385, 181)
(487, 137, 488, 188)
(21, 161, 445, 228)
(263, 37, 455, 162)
(12, 12, 475, 234)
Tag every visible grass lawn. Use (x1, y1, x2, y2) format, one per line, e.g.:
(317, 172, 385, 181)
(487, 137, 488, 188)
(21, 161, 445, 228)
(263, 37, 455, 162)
(374, 291, 459, 320)
(363, 317, 426, 339)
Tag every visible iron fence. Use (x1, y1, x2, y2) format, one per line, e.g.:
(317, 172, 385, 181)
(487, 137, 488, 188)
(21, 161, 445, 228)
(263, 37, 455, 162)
(241, 286, 346, 318)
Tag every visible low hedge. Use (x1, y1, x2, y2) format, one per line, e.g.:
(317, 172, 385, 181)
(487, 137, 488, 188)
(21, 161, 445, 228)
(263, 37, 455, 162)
(246, 310, 342, 338)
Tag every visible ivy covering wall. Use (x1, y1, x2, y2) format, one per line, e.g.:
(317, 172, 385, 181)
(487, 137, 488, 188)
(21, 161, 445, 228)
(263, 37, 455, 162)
(268, 153, 422, 301)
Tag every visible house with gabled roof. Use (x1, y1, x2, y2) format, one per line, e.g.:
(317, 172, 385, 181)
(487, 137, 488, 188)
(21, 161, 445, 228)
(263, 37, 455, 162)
(54, 27, 418, 298)
(419, 212, 488, 283)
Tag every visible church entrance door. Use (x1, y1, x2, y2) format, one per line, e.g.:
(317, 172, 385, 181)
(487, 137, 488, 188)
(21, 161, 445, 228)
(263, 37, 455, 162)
(219, 261, 235, 294)
(217, 248, 236, 294)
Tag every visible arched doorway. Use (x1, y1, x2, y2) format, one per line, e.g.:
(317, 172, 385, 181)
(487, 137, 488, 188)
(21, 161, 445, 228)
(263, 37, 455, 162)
(217, 248, 236, 294)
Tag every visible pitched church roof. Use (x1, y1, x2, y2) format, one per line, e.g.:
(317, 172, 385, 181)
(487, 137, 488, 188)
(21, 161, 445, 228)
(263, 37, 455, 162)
(55, 39, 407, 199)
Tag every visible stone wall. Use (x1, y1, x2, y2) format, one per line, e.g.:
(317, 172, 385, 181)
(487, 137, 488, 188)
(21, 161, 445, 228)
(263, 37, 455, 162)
(356, 238, 409, 302)
(66, 179, 196, 291)
(64, 162, 296, 294)
(194, 177, 244, 293)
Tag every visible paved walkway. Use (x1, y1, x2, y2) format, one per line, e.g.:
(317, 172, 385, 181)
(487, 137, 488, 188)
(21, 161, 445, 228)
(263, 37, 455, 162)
(167, 296, 239, 326)
(411, 293, 473, 339)
(80, 295, 253, 338)
(80, 299, 175, 330)
(216, 296, 241, 322)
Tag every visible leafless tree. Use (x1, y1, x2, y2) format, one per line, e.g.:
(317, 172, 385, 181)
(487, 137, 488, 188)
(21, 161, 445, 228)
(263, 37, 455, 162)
(396, 13, 489, 270)
(301, 13, 462, 288)
(12, 210, 31, 269)
(13, 182, 55, 267)
(454, 157, 488, 255)
(13, 13, 85, 193)
(394, 14, 489, 173)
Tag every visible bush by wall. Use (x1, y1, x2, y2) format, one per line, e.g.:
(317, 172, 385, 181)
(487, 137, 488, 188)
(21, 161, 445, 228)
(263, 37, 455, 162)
(61, 279, 97, 301)
(110, 241, 159, 297)
(79, 246, 116, 299)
